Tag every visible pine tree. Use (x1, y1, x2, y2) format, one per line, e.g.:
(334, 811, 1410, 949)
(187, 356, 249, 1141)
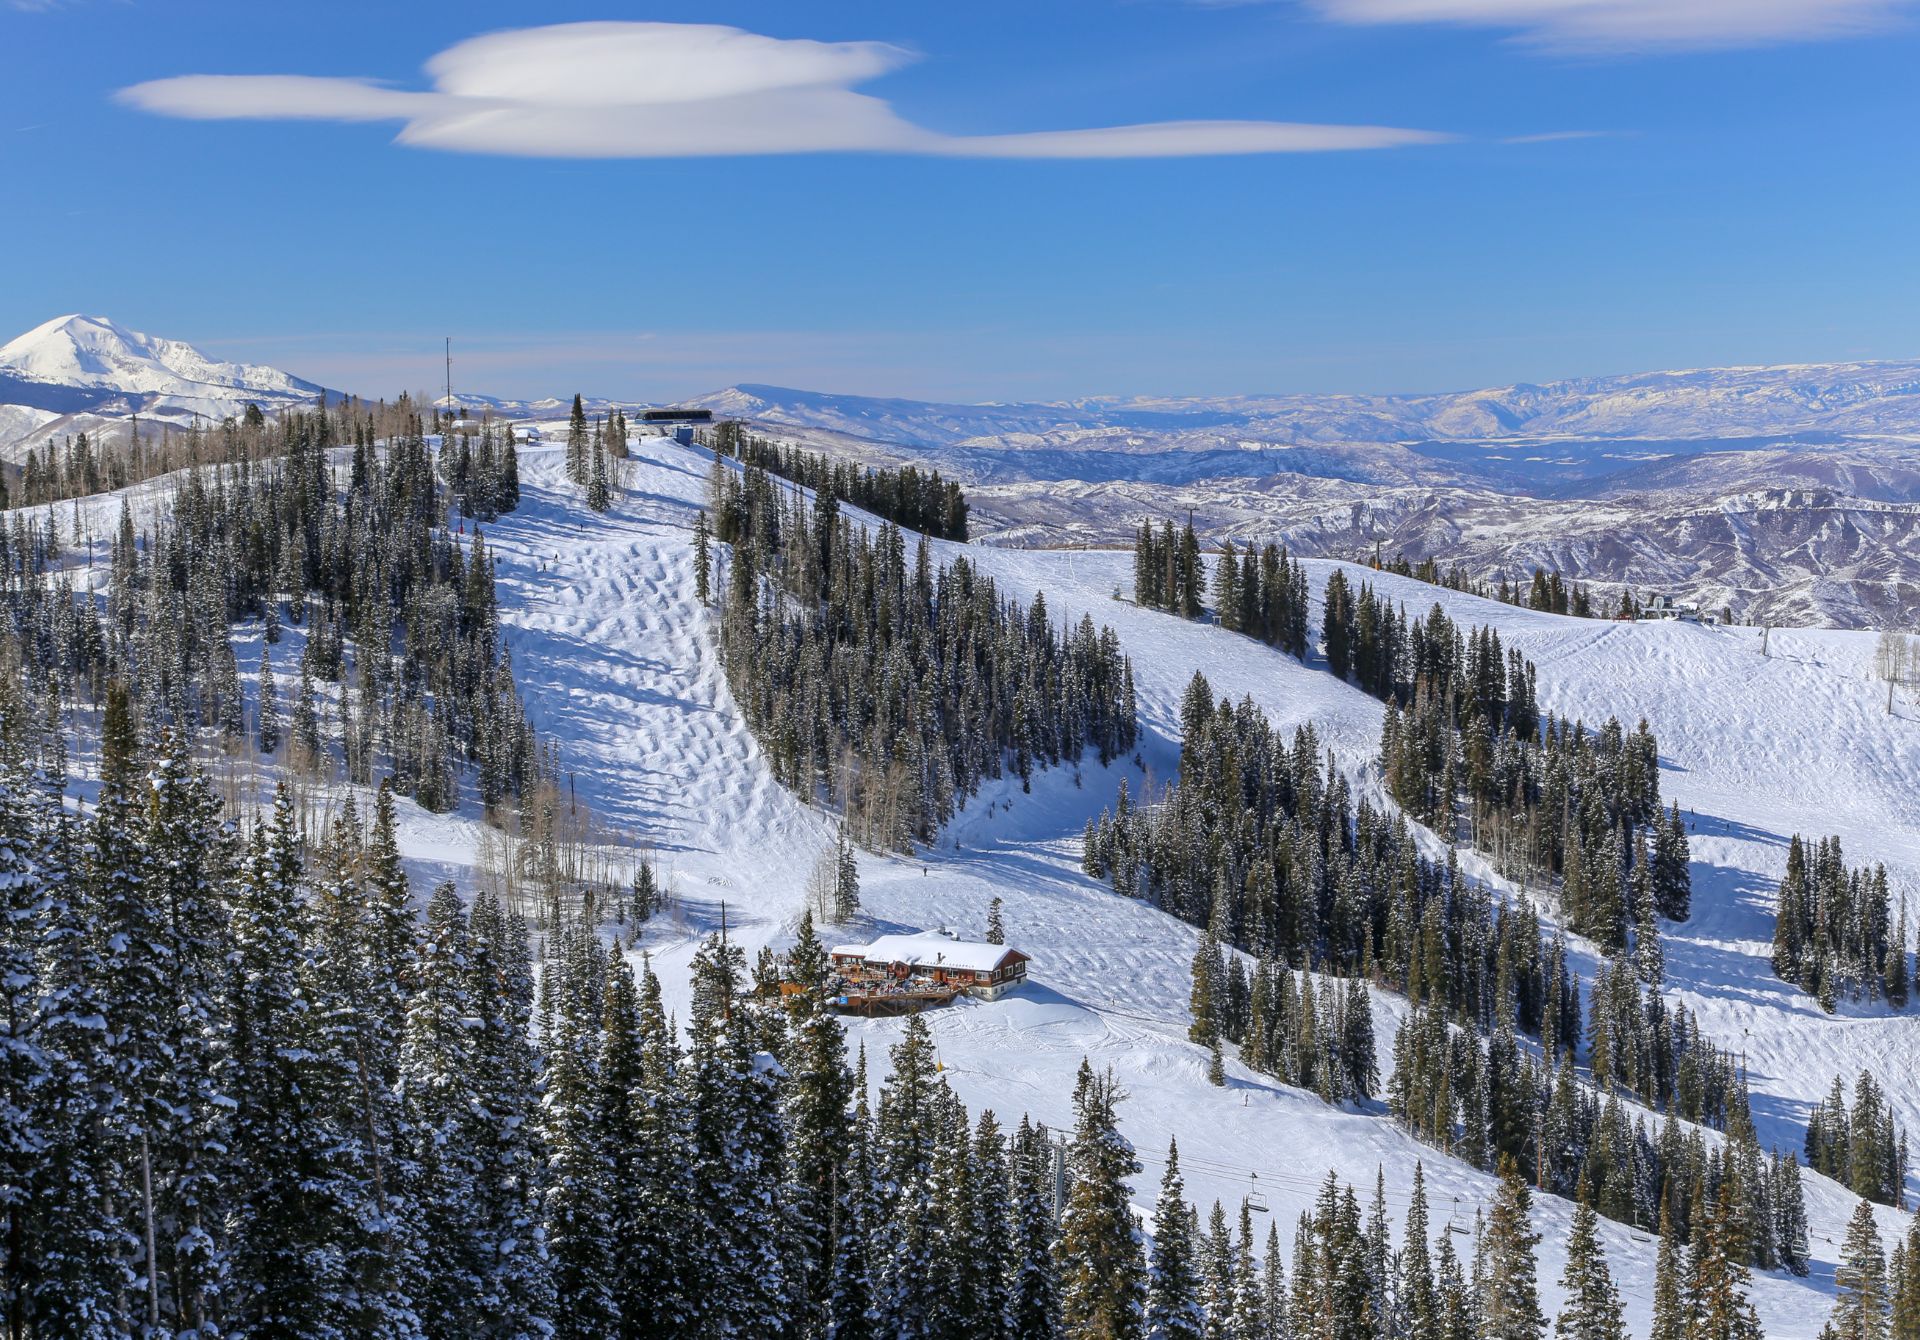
(542, 927, 621, 1338)
(1833, 1200, 1891, 1340)
(693, 509, 712, 605)
(987, 896, 1006, 946)
(1010, 1116, 1062, 1340)
(258, 643, 281, 753)
(1401, 1161, 1438, 1340)
(1891, 1218, 1920, 1340)
(1650, 1206, 1686, 1340)
(1147, 1141, 1206, 1340)
(567, 393, 589, 482)
(223, 785, 357, 1333)
(1686, 1196, 1762, 1340)
(684, 931, 790, 1336)
(784, 911, 857, 1336)
(1480, 1156, 1544, 1340)
(586, 438, 612, 513)
(835, 827, 861, 922)
(1554, 1203, 1624, 1340)
(400, 883, 488, 1335)
(877, 1013, 946, 1338)
(1057, 1060, 1147, 1340)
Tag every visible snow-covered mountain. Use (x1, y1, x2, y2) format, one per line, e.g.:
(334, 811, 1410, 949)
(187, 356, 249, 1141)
(688, 366, 1920, 468)
(54, 425, 1917, 1338)
(0, 314, 333, 456)
(681, 377, 1920, 626)
(13, 312, 1920, 625)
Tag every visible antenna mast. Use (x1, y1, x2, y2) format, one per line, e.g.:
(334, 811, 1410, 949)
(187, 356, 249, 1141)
(445, 336, 452, 413)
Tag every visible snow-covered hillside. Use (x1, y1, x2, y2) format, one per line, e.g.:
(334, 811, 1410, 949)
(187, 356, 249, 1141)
(0, 314, 332, 457)
(14, 313, 1920, 626)
(244, 426, 1903, 1340)
(38, 423, 1919, 1336)
(679, 379, 1920, 627)
(688, 366, 1920, 457)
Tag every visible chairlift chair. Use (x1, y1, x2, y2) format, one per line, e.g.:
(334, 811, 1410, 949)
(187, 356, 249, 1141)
(1243, 1172, 1269, 1215)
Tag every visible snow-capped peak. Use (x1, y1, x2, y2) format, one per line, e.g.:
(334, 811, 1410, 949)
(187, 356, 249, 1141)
(0, 313, 321, 400)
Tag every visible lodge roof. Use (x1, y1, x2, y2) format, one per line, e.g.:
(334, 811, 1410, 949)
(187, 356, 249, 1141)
(830, 933, 1029, 975)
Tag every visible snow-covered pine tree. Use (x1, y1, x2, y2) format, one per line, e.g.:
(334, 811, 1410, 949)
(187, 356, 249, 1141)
(1479, 1156, 1545, 1340)
(1009, 1115, 1062, 1340)
(1056, 1060, 1146, 1340)
(586, 437, 612, 513)
(1833, 1200, 1892, 1340)
(541, 925, 621, 1338)
(399, 882, 488, 1336)
(683, 931, 791, 1336)
(1553, 1202, 1625, 1340)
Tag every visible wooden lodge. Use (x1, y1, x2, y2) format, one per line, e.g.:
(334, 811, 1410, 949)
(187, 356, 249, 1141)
(825, 933, 1031, 1015)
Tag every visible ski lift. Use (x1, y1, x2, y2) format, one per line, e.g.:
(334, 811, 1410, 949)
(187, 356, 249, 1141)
(1243, 1172, 1269, 1215)
(1445, 1197, 1470, 1235)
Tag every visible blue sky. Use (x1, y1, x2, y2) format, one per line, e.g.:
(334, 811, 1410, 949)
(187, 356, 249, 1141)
(4, 0, 1919, 402)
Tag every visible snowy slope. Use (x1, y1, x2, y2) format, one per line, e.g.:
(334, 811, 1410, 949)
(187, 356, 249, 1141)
(37, 421, 1919, 1338)
(449, 430, 1920, 1339)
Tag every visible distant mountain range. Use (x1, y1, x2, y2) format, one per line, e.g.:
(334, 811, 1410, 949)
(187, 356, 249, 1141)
(5, 315, 1918, 625)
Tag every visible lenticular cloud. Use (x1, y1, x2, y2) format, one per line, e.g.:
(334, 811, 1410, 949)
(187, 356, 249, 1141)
(118, 20, 1449, 159)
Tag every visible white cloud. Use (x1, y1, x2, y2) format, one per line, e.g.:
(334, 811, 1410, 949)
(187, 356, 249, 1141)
(117, 20, 1450, 158)
(1301, 0, 1916, 52)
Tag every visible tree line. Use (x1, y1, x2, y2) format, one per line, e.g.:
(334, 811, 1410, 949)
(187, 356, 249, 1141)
(1364, 548, 1597, 621)
(8, 394, 473, 512)
(1804, 1071, 1908, 1208)
(713, 419, 971, 541)
(1771, 834, 1908, 1011)
(1130, 520, 1312, 660)
(0, 700, 1171, 1339)
(704, 449, 1136, 851)
(0, 407, 541, 816)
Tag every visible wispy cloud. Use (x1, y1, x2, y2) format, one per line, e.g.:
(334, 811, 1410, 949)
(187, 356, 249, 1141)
(117, 20, 1451, 159)
(1500, 129, 1616, 143)
(1298, 0, 1916, 53)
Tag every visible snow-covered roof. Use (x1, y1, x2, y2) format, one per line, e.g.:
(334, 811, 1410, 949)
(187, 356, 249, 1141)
(831, 934, 1027, 974)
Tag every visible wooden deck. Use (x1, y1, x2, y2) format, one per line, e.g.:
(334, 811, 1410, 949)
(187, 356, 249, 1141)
(827, 985, 961, 1016)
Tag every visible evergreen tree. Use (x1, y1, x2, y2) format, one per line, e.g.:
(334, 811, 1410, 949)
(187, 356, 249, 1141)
(1146, 1140, 1206, 1340)
(1650, 1206, 1687, 1340)
(1553, 1203, 1625, 1340)
(258, 642, 281, 752)
(1685, 1196, 1762, 1340)
(1479, 1156, 1544, 1340)
(693, 509, 712, 605)
(1010, 1116, 1063, 1340)
(586, 438, 612, 513)
(1833, 1200, 1891, 1340)
(1057, 1060, 1147, 1340)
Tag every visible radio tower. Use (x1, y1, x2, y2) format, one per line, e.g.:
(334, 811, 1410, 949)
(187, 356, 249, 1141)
(445, 336, 452, 415)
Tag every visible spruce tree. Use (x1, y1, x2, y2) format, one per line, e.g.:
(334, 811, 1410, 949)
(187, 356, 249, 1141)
(693, 509, 712, 605)
(258, 643, 281, 753)
(1833, 1200, 1892, 1340)
(1057, 1060, 1146, 1340)
(1554, 1203, 1624, 1340)
(1686, 1196, 1762, 1340)
(1480, 1156, 1545, 1340)
(587, 438, 612, 513)
(1010, 1116, 1062, 1340)
(1650, 1205, 1686, 1340)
